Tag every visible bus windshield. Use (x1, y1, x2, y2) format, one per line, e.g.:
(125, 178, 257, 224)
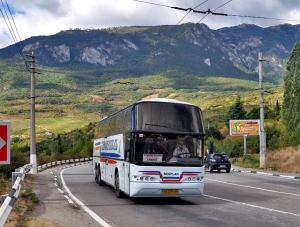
(135, 102, 204, 133)
(133, 133, 203, 166)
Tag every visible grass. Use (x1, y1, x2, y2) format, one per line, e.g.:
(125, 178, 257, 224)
(231, 155, 260, 169)
(3, 116, 93, 142)
(267, 145, 300, 173)
(231, 145, 300, 173)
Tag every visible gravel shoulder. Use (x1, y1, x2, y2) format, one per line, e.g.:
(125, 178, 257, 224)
(28, 164, 101, 227)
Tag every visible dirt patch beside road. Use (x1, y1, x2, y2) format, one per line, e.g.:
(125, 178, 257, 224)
(17, 167, 100, 227)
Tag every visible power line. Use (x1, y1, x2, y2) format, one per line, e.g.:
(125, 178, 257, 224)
(226, 14, 300, 23)
(4, 0, 25, 50)
(176, 0, 209, 25)
(0, 1, 31, 72)
(0, 3, 66, 99)
(134, 0, 300, 24)
(196, 0, 232, 24)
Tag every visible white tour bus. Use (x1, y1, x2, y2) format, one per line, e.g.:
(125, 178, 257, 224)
(93, 98, 205, 198)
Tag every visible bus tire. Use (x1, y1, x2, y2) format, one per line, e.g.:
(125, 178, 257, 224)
(98, 168, 105, 186)
(114, 171, 123, 198)
(95, 165, 99, 183)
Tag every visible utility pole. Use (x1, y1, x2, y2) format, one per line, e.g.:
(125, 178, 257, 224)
(258, 52, 267, 169)
(26, 52, 37, 174)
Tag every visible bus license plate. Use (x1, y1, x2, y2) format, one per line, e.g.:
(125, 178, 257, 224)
(162, 189, 179, 194)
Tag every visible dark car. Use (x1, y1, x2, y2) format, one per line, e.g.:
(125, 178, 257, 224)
(204, 153, 231, 173)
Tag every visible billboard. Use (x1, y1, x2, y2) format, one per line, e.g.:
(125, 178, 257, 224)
(0, 122, 10, 164)
(230, 120, 260, 136)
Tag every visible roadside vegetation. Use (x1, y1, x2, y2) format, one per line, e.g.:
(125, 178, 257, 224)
(0, 175, 40, 227)
(203, 41, 300, 174)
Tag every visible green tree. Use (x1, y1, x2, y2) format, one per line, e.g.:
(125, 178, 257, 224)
(205, 126, 224, 140)
(282, 41, 300, 133)
(247, 107, 259, 119)
(224, 96, 247, 128)
(276, 100, 280, 113)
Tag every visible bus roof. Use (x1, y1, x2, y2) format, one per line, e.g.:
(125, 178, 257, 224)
(137, 98, 195, 106)
(98, 98, 199, 122)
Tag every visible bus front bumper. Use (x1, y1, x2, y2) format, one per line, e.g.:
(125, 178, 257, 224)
(129, 182, 204, 197)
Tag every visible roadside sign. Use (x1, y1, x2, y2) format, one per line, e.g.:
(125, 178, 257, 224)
(230, 120, 260, 136)
(0, 122, 10, 164)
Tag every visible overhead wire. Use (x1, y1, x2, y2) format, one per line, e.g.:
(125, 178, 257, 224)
(196, 0, 232, 23)
(4, 0, 25, 50)
(176, 0, 208, 25)
(224, 14, 300, 23)
(0, 8, 23, 60)
(134, 0, 300, 24)
(0, 2, 65, 100)
(0, 0, 31, 72)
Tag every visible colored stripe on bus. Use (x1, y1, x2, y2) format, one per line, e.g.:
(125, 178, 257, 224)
(139, 171, 201, 182)
(101, 152, 121, 158)
(108, 160, 117, 164)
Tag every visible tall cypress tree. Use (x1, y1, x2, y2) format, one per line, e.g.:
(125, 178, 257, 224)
(224, 96, 247, 128)
(282, 41, 300, 133)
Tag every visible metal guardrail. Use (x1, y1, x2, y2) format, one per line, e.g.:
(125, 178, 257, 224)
(0, 157, 92, 227)
(0, 164, 32, 227)
(37, 157, 92, 171)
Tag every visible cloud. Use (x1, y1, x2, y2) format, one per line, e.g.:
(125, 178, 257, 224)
(0, 0, 299, 48)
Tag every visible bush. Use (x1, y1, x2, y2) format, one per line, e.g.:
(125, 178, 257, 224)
(228, 141, 241, 157)
(266, 124, 282, 150)
(0, 147, 29, 179)
(21, 187, 40, 203)
(290, 123, 300, 146)
(240, 155, 260, 168)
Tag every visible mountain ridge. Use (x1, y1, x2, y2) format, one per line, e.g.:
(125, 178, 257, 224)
(1, 23, 299, 83)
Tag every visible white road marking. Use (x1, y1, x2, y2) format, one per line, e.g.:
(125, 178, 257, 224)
(232, 169, 296, 179)
(60, 167, 112, 227)
(206, 178, 300, 197)
(204, 194, 300, 217)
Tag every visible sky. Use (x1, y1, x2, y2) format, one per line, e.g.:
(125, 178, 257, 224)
(0, 0, 300, 49)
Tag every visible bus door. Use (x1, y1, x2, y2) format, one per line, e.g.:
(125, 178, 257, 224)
(124, 162, 130, 194)
(101, 138, 108, 184)
(105, 159, 114, 186)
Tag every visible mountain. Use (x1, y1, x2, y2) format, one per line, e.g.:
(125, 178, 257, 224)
(1, 23, 299, 84)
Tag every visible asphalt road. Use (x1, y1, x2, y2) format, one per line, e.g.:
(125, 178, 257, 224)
(60, 164, 300, 227)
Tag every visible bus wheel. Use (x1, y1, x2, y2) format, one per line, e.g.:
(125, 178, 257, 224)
(98, 168, 105, 186)
(114, 171, 123, 198)
(95, 166, 99, 183)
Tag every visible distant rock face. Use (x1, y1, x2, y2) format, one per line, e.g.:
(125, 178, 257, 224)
(204, 58, 211, 66)
(46, 44, 70, 63)
(2, 23, 299, 81)
(23, 42, 42, 51)
(22, 38, 138, 66)
(23, 43, 70, 63)
(77, 39, 138, 65)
